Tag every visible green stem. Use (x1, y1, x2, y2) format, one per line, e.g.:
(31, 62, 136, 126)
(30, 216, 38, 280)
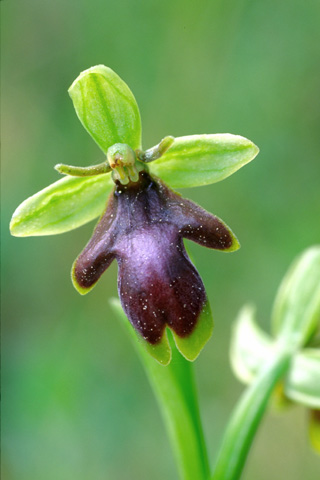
(110, 300, 209, 480)
(212, 349, 291, 480)
(142, 333, 210, 480)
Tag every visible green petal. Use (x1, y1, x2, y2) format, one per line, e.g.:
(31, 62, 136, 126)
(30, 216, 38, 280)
(230, 305, 273, 384)
(109, 298, 172, 365)
(271, 246, 320, 349)
(148, 134, 259, 188)
(10, 174, 113, 236)
(285, 349, 320, 408)
(69, 65, 142, 153)
(172, 300, 213, 361)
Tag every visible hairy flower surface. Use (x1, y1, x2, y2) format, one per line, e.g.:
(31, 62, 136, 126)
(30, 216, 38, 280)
(10, 65, 259, 364)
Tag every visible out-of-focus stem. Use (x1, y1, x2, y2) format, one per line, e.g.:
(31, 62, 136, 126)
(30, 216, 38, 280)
(212, 349, 291, 480)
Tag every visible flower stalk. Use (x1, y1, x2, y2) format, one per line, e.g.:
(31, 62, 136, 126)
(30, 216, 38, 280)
(226, 246, 320, 477)
(110, 299, 210, 480)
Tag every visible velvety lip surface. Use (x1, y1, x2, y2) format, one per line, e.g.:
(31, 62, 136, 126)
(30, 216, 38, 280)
(73, 172, 237, 343)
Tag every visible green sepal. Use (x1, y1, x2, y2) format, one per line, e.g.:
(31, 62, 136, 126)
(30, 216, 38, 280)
(285, 349, 320, 409)
(309, 409, 320, 454)
(148, 134, 259, 189)
(172, 300, 213, 361)
(109, 298, 172, 365)
(271, 246, 320, 349)
(10, 174, 114, 236)
(69, 65, 142, 153)
(230, 305, 273, 384)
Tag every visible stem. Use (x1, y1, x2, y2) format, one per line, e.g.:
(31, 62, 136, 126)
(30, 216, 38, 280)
(212, 349, 291, 480)
(143, 333, 210, 480)
(110, 300, 209, 480)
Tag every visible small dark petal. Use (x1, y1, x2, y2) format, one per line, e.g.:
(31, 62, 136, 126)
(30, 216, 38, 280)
(164, 191, 238, 251)
(73, 191, 117, 291)
(145, 177, 239, 251)
(179, 201, 237, 251)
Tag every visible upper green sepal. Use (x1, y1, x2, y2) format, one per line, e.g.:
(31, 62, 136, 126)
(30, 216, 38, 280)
(271, 246, 320, 349)
(148, 134, 259, 189)
(69, 65, 142, 153)
(10, 174, 114, 236)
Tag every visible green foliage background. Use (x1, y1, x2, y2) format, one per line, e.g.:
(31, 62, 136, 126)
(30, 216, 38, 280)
(2, 0, 320, 478)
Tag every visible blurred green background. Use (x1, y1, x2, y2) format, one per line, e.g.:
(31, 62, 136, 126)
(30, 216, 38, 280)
(2, 0, 320, 479)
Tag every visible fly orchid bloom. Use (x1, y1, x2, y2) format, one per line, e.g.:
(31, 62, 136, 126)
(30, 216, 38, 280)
(10, 65, 259, 365)
(230, 246, 320, 453)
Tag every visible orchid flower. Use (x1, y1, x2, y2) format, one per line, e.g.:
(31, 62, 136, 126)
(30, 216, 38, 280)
(10, 65, 259, 365)
(230, 246, 320, 454)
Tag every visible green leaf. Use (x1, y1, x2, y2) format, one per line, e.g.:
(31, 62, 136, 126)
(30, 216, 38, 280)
(271, 246, 320, 349)
(109, 298, 210, 480)
(69, 65, 142, 153)
(173, 300, 214, 362)
(230, 305, 273, 384)
(285, 349, 320, 408)
(148, 134, 259, 188)
(10, 174, 113, 236)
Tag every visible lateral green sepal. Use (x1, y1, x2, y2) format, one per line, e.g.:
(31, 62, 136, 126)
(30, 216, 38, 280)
(148, 134, 259, 189)
(10, 174, 114, 236)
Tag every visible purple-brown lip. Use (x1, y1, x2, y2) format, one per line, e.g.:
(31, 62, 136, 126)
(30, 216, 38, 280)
(73, 171, 238, 344)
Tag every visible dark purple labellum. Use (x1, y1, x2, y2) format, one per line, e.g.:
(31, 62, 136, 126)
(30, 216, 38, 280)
(73, 172, 239, 347)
